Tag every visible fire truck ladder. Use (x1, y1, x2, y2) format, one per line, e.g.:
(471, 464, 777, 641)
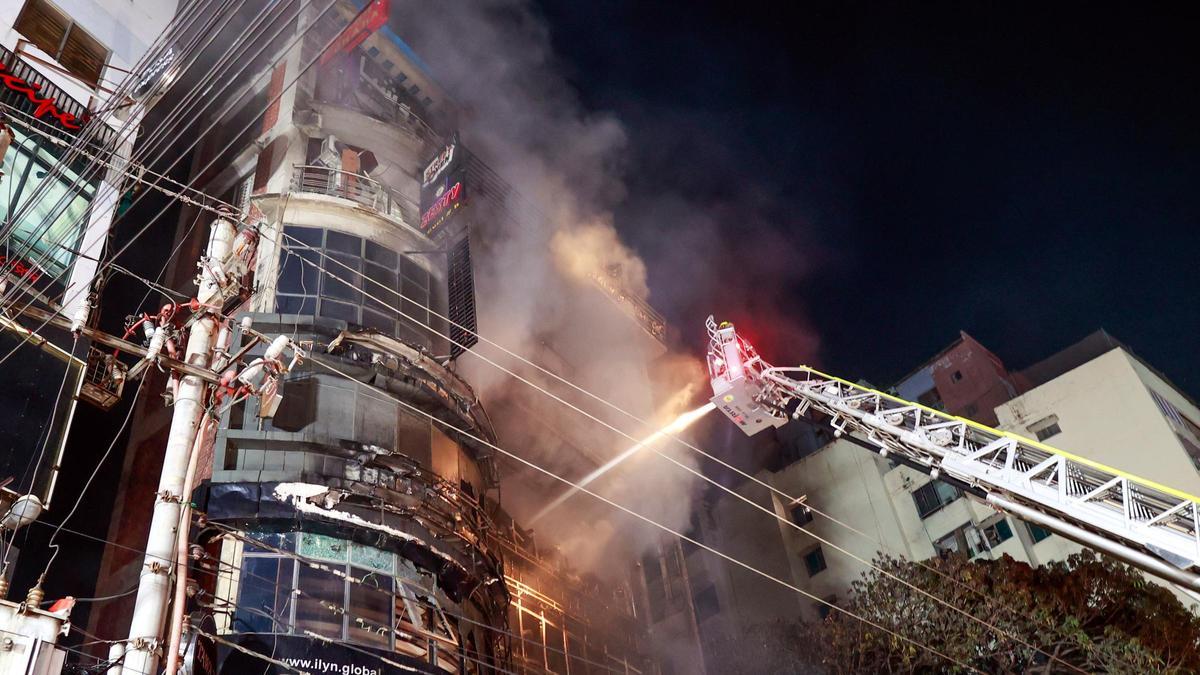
(705, 316, 1200, 592)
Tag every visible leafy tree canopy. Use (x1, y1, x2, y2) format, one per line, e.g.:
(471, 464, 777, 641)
(813, 551, 1200, 674)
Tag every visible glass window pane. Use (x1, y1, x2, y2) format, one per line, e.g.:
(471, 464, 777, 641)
(350, 544, 393, 574)
(295, 565, 345, 640)
(348, 567, 391, 648)
(365, 240, 398, 267)
(1, 129, 93, 280)
(243, 531, 294, 553)
(405, 274, 430, 301)
(397, 322, 427, 349)
(298, 532, 350, 563)
(361, 309, 395, 335)
(236, 557, 294, 633)
(401, 298, 427, 324)
(276, 294, 315, 315)
(284, 225, 323, 247)
(935, 481, 959, 503)
(322, 253, 361, 302)
(279, 249, 319, 294)
(401, 257, 428, 289)
(326, 230, 362, 255)
(318, 299, 358, 324)
(363, 264, 398, 310)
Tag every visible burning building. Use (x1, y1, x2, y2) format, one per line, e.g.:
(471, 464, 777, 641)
(87, 2, 663, 673)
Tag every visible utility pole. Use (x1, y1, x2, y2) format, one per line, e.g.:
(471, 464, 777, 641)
(120, 214, 234, 675)
(7, 211, 298, 675)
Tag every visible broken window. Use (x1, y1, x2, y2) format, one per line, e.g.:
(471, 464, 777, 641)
(917, 387, 944, 410)
(693, 585, 720, 623)
(348, 567, 392, 648)
(815, 594, 837, 620)
(981, 519, 1014, 548)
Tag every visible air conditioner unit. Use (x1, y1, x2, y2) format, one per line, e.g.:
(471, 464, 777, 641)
(313, 135, 340, 171)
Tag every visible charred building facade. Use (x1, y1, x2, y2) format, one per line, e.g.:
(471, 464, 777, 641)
(90, 3, 659, 673)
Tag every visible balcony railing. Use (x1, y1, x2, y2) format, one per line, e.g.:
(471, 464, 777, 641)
(0, 44, 115, 144)
(290, 164, 418, 225)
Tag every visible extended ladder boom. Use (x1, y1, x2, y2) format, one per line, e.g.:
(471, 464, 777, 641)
(705, 317, 1200, 591)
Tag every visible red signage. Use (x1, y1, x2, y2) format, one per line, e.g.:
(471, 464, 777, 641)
(0, 63, 82, 130)
(419, 181, 463, 236)
(319, 0, 390, 67)
(0, 255, 44, 282)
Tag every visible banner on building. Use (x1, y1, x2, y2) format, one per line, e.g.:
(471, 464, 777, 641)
(319, 0, 391, 67)
(218, 634, 429, 674)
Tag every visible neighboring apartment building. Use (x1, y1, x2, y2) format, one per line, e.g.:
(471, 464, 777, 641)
(0, 0, 176, 580)
(659, 330, 1200, 671)
(87, 3, 661, 673)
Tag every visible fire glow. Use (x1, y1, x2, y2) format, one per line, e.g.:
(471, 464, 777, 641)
(531, 401, 717, 523)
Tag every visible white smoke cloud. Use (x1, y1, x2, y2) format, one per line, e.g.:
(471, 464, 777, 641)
(391, 2, 721, 572)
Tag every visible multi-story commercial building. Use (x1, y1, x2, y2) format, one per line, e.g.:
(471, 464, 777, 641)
(87, 3, 661, 673)
(651, 329, 1200, 671)
(0, 0, 177, 586)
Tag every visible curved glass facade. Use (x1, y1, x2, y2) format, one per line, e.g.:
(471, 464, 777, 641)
(230, 530, 482, 670)
(276, 225, 441, 350)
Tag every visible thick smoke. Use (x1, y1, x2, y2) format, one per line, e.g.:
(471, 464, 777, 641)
(391, 2, 813, 572)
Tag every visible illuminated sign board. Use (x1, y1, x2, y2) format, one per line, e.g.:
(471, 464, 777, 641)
(0, 63, 83, 130)
(419, 134, 466, 241)
(422, 141, 455, 187)
(419, 180, 463, 238)
(0, 254, 44, 283)
(319, 0, 390, 66)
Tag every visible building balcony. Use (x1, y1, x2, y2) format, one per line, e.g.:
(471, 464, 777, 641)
(290, 163, 419, 226)
(253, 164, 435, 263)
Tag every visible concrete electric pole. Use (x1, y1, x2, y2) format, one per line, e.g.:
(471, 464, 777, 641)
(120, 215, 235, 675)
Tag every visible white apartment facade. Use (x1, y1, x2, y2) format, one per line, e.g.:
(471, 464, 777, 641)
(688, 330, 1200, 669)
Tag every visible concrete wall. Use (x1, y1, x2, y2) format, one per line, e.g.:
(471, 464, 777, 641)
(0, 0, 178, 106)
(995, 348, 1200, 495)
(698, 344, 1200, 646)
(895, 333, 1015, 425)
(767, 440, 914, 620)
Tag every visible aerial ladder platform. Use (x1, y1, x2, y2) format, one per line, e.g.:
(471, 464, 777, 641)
(705, 316, 1200, 592)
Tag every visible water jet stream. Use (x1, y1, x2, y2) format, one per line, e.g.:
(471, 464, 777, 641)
(530, 401, 717, 523)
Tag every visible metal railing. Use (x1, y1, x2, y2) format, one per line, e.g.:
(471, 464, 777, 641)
(590, 272, 667, 343)
(0, 44, 113, 144)
(290, 164, 418, 225)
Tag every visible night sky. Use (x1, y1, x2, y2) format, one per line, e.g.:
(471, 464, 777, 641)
(537, 2, 1200, 396)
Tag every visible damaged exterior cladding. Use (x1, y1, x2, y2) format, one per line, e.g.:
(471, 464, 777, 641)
(88, 2, 658, 673)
